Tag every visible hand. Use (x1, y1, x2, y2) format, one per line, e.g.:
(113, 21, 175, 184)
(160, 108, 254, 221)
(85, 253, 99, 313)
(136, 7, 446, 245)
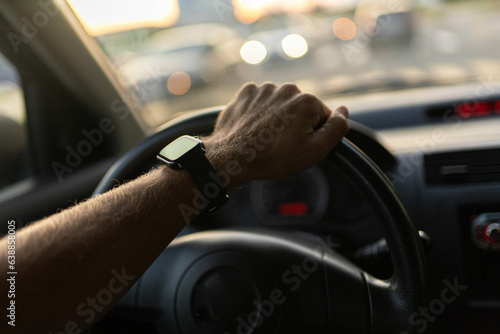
(205, 82, 349, 187)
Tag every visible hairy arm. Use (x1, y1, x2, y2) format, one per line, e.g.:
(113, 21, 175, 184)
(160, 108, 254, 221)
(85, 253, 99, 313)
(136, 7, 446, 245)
(0, 83, 349, 333)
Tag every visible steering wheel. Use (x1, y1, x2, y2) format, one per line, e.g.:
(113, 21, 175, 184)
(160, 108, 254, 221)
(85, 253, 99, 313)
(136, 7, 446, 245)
(93, 108, 427, 333)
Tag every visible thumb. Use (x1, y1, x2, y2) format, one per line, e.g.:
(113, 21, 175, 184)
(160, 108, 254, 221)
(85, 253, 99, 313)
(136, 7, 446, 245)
(311, 105, 349, 152)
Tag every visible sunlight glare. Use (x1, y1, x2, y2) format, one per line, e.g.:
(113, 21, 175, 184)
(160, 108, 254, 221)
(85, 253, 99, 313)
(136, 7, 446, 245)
(232, 0, 315, 24)
(67, 0, 180, 36)
(233, 0, 266, 24)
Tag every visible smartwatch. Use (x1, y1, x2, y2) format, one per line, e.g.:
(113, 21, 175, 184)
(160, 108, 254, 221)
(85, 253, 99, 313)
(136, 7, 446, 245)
(157, 135, 228, 214)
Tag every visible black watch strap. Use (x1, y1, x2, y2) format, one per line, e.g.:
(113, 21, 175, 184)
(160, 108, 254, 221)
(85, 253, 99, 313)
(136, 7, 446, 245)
(182, 153, 228, 214)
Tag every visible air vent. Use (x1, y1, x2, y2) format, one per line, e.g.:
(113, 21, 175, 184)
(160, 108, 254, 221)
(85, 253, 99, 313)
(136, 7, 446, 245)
(424, 148, 500, 185)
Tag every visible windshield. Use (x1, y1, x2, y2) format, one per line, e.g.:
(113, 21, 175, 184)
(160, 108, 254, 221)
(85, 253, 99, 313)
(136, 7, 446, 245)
(67, 0, 500, 127)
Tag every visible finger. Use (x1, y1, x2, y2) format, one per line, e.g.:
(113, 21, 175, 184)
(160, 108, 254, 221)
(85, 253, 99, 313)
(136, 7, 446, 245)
(275, 83, 301, 101)
(257, 82, 277, 96)
(215, 105, 237, 130)
(293, 92, 323, 114)
(235, 82, 261, 115)
(310, 105, 350, 151)
(217, 82, 259, 128)
(292, 93, 328, 129)
(333, 104, 349, 119)
(237, 82, 258, 99)
(249, 82, 277, 109)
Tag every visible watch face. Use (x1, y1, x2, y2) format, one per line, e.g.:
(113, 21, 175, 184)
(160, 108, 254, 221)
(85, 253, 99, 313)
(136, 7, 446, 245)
(159, 136, 201, 161)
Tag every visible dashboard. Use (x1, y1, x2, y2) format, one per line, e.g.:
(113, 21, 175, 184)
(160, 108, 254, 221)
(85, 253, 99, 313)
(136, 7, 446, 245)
(188, 160, 379, 247)
(93, 83, 500, 333)
(169, 83, 500, 332)
(334, 84, 500, 331)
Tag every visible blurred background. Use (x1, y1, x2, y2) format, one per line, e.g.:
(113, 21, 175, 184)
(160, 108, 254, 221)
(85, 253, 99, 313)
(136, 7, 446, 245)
(26, 0, 500, 126)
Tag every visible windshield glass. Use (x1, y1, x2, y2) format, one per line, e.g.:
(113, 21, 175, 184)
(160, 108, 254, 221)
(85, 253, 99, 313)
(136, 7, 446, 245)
(67, 0, 500, 127)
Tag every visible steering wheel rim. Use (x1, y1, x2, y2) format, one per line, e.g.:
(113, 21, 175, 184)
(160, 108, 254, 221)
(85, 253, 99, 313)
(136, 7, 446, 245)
(93, 108, 427, 333)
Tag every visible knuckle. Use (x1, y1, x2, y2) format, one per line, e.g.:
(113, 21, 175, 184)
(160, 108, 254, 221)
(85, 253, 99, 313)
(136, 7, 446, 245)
(240, 82, 258, 94)
(297, 92, 319, 105)
(259, 82, 277, 91)
(279, 83, 301, 96)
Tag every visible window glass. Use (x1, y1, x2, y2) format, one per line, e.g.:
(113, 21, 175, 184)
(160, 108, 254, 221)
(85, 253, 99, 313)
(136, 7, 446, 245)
(67, 0, 500, 127)
(0, 53, 28, 190)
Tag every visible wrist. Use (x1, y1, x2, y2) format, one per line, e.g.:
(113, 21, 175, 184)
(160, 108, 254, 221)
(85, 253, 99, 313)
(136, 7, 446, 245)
(203, 137, 247, 189)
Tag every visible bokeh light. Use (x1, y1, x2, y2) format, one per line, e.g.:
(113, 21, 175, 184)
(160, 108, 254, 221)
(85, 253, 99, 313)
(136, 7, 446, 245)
(233, 0, 266, 24)
(333, 18, 357, 41)
(240, 40, 267, 64)
(281, 34, 308, 59)
(167, 72, 191, 95)
(232, 0, 315, 23)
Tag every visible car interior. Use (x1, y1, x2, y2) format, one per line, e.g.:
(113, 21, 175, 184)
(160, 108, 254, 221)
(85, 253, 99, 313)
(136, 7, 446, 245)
(0, 0, 499, 333)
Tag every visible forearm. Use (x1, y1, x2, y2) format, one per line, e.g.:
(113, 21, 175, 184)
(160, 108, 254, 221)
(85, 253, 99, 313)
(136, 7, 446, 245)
(0, 163, 216, 332)
(0, 82, 349, 333)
